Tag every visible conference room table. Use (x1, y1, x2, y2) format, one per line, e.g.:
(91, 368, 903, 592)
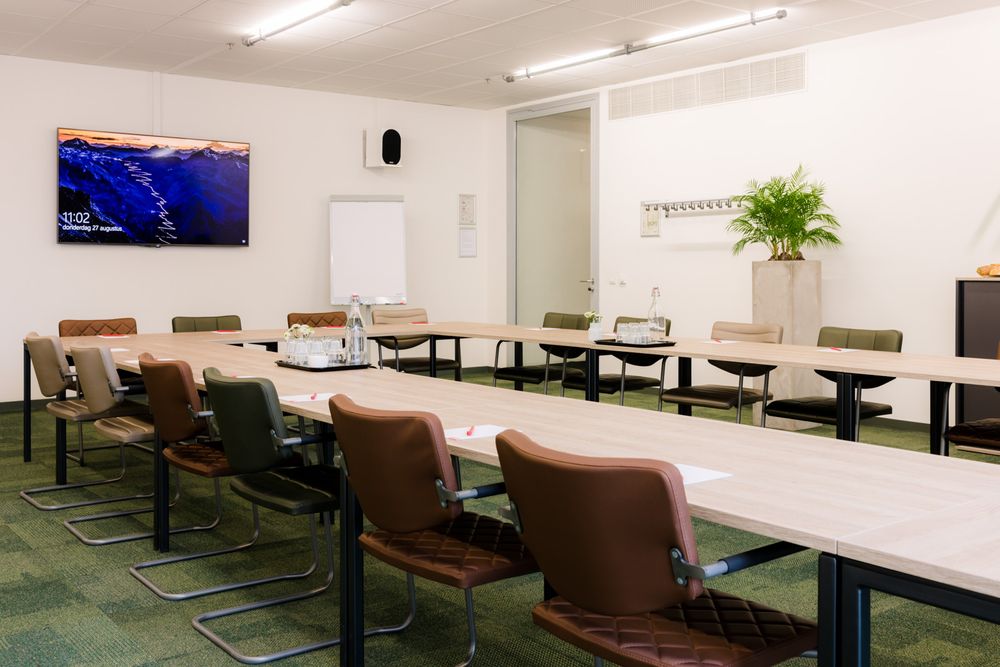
(23, 326, 1000, 666)
(23, 321, 1000, 464)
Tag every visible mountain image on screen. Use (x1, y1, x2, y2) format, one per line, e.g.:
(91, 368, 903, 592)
(57, 129, 249, 245)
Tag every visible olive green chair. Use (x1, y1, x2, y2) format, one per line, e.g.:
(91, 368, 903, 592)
(171, 315, 242, 332)
(765, 326, 903, 438)
(660, 321, 783, 424)
(493, 312, 589, 395)
(561, 316, 672, 406)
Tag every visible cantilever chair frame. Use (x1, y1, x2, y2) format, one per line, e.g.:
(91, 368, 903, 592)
(493, 312, 589, 395)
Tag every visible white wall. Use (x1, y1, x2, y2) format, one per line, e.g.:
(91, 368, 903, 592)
(1, 55, 492, 403)
(487, 7, 1000, 423)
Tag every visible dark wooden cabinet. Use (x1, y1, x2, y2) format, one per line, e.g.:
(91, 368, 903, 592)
(956, 278, 1000, 422)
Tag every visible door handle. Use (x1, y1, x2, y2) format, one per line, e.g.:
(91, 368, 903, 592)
(578, 279, 595, 285)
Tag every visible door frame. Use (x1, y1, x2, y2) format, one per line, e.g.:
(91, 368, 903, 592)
(506, 93, 600, 325)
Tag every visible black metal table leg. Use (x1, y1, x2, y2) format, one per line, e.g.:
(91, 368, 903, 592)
(838, 558, 1000, 667)
(54, 389, 67, 485)
(153, 433, 170, 552)
(836, 373, 858, 441)
(929, 381, 952, 456)
(818, 552, 841, 667)
(677, 357, 692, 416)
(23, 343, 31, 462)
(340, 472, 365, 667)
(429, 336, 438, 377)
(514, 342, 524, 392)
(585, 349, 599, 402)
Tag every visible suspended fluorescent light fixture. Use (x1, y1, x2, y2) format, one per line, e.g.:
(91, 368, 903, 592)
(503, 7, 787, 82)
(243, 0, 353, 46)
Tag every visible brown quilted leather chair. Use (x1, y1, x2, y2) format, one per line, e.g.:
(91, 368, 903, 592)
(370, 306, 462, 380)
(287, 311, 347, 328)
(58, 317, 137, 337)
(20, 334, 149, 511)
(944, 343, 1000, 457)
(661, 321, 782, 425)
(329, 394, 538, 666)
(495, 430, 817, 667)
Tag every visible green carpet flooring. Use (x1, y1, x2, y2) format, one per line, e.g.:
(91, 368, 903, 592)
(2, 368, 999, 666)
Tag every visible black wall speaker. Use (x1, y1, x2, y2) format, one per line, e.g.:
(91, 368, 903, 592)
(381, 129, 401, 165)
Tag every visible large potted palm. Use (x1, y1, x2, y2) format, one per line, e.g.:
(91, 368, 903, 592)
(727, 166, 842, 429)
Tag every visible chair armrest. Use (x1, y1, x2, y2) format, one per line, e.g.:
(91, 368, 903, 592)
(493, 340, 511, 372)
(187, 406, 214, 420)
(670, 541, 808, 585)
(435, 479, 507, 508)
(270, 429, 336, 450)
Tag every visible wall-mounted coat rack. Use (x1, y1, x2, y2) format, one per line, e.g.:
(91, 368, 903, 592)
(641, 198, 743, 217)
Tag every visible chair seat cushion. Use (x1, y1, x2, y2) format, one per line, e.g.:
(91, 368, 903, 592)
(94, 415, 155, 444)
(764, 397, 892, 424)
(533, 589, 817, 667)
(229, 465, 339, 516)
(660, 385, 770, 410)
(562, 373, 661, 394)
(495, 363, 585, 384)
(360, 511, 537, 589)
(380, 357, 461, 373)
(946, 418, 1000, 451)
(163, 440, 234, 477)
(46, 398, 148, 422)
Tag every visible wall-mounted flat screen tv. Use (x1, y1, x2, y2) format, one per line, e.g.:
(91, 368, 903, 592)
(58, 128, 250, 246)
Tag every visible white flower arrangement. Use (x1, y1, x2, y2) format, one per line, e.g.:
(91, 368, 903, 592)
(283, 323, 314, 341)
(584, 311, 603, 324)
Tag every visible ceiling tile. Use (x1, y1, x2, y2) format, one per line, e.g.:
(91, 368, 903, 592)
(18, 36, 119, 62)
(900, 0, 1000, 19)
(440, 0, 553, 21)
(339, 61, 421, 80)
(45, 21, 138, 45)
(285, 16, 375, 41)
(90, 0, 205, 15)
(634, 1, 750, 28)
(313, 41, 402, 61)
(96, 46, 196, 69)
(173, 55, 263, 77)
(363, 80, 440, 96)
(243, 66, 329, 86)
(135, 33, 221, 56)
(182, 0, 276, 28)
(563, 0, 684, 17)
(335, 1, 425, 25)
(0, 13, 57, 33)
(416, 36, 502, 58)
(782, 1, 884, 27)
(571, 18, 672, 44)
(508, 5, 620, 32)
(389, 10, 493, 35)
(0, 0, 81, 20)
(69, 5, 173, 31)
(280, 53, 355, 73)
(822, 10, 919, 36)
(154, 17, 245, 42)
(464, 22, 556, 47)
(398, 69, 480, 86)
(379, 49, 460, 69)
(0, 30, 36, 52)
(347, 25, 438, 49)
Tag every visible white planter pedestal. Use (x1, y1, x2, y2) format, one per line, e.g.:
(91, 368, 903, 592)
(752, 260, 823, 430)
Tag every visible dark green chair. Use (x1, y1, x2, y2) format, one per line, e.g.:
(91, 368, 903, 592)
(493, 312, 588, 394)
(171, 315, 242, 332)
(561, 316, 672, 406)
(764, 326, 903, 438)
(192, 368, 341, 663)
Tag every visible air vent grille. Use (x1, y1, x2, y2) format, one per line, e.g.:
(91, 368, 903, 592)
(608, 51, 806, 120)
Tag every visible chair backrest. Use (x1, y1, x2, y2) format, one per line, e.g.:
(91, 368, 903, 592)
(287, 311, 347, 328)
(540, 312, 589, 359)
(203, 368, 292, 473)
(328, 394, 461, 533)
(370, 307, 430, 350)
(496, 430, 702, 616)
(139, 353, 206, 444)
(172, 315, 242, 333)
(72, 346, 127, 414)
(58, 317, 137, 337)
(24, 332, 74, 397)
(612, 316, 672, 365)
(815, 326, 903, 388)
(708, 321, 783, 377)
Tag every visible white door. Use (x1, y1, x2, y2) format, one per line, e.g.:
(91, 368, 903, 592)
(513, 106, 595, 362)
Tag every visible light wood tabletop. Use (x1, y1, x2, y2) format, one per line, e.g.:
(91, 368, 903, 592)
(59, 330, 1000, 568)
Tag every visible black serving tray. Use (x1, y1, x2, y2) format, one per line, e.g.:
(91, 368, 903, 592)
(593, 338, 676, 348)
(275, 360, 372, 372)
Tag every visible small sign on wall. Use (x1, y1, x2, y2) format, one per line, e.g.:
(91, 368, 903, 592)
(459, 228, 477, 257)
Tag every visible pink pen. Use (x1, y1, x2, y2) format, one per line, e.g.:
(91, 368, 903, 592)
(310, 392, 317, 400)
(466, 425, 475, 436)
(712, 338, 722, 343)
(830, 347, 842, 351)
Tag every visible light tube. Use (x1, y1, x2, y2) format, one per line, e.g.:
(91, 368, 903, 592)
(243, 0, 353, 47)
(503, 7, 787, 83)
